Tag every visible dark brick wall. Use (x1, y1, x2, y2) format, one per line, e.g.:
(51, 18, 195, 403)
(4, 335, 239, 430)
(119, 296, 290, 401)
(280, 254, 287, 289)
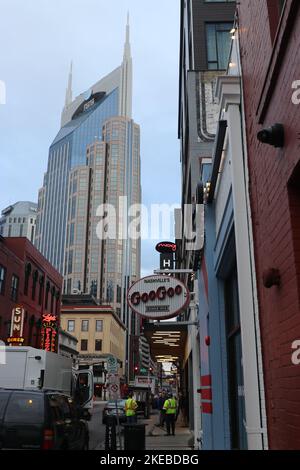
(238, 0, 300, 449)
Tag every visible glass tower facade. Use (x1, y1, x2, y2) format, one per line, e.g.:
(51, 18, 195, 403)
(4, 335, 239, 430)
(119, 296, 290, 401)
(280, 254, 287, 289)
(36, 17, 140, 333)
(36, 89, 119, 274)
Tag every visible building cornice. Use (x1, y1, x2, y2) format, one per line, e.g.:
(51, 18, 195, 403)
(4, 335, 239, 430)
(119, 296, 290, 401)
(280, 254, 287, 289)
(215, 75, 241, 112)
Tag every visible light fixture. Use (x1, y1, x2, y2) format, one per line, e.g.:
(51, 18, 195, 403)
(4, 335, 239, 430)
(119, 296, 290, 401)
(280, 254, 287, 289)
(257, 124, 285, 148)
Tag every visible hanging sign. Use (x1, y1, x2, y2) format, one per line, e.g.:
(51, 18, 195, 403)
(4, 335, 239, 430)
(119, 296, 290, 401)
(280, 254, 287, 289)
(41, 314, 58, 353)
(127, 275, 190, 320)
(7, 306, 25, 345)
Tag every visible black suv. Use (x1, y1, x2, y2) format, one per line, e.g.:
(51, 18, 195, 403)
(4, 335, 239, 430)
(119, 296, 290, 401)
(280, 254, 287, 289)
(0, 389, 89, 450)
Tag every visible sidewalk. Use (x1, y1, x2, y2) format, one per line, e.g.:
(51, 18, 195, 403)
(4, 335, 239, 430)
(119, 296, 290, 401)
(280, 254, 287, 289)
(142, 410, 194, 451)
(95, 410, 194, 451)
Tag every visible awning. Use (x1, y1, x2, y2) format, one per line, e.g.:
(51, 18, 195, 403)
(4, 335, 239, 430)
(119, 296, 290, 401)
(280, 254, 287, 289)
(143, 321, 188, 364)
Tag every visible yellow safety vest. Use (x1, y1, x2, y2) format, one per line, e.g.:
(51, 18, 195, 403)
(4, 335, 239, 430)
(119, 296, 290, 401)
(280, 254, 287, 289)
(125, 398, 137, 417)
(163, 398, 177, 415)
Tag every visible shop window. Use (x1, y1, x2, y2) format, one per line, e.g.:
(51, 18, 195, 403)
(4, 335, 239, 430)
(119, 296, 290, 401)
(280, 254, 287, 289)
(225, 266, 247, 449)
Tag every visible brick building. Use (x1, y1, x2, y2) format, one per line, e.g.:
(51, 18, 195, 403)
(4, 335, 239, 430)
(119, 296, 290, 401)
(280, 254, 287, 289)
(0, 236, 62, 349)
(237, 0, 300, 449)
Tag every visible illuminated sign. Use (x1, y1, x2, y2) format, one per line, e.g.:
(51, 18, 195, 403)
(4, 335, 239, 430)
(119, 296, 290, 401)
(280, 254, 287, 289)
(155, 242, 177, 254)
(7, 337, 25, 344)
(8, 306, 25, 345)
(127, 275, 190, 320)
(83, 98, 95, 112)
(41, 314, 58, 353)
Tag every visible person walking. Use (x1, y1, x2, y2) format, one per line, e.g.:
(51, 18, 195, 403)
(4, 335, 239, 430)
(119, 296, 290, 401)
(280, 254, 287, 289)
(163, 393, 177, 436)
(157, 392, 166, 427)
(125, 391, 138, 423)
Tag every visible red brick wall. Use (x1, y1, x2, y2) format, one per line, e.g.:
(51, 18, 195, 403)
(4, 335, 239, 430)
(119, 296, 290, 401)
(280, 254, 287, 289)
(238, 0, 300, 449)
(0, 242, 23, 340)
(0, 237, 63, 349)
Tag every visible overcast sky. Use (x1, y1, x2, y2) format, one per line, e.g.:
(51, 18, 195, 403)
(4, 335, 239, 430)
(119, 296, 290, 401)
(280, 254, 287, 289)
(0, 0, 181, 275)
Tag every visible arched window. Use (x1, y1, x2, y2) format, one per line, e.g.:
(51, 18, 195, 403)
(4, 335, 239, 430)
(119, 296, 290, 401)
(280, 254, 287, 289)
(38, 276, 44, 306)
(24, 263, 32, 296)
(32, 270, 38, 301)
(50, 286, 55, 313)
(45, 281, 50, 310)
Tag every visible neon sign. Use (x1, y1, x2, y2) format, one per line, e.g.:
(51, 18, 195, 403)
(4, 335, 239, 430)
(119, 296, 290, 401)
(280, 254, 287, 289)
(7, 306, 25, 345)
(41, 313, 58, 353)
(155, 242, 177, 253)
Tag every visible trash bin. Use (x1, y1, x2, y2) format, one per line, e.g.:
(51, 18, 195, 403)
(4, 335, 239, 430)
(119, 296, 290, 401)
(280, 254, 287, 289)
(123, 424, 146, 450)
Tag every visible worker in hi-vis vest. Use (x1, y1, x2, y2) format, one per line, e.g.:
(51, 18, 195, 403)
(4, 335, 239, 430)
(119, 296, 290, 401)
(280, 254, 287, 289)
(163, 393, 177, 436)
(125, 392, 138, 423)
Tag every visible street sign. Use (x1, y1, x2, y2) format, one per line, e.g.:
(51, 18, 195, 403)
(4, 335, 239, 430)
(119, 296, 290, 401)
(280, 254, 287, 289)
(107, 355, 118, 374)
(107, 374, 121, 400)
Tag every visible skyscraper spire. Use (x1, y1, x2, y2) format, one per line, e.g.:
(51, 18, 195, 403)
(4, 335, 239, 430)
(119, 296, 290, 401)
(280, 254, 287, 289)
(65, 61, 73, 107)
(123, 11, 131, 60)
(120, 13, 132, 118)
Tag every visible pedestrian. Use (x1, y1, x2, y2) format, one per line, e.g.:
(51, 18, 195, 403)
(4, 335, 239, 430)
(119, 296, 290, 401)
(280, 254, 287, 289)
(125, 391, 138, 423)
(163, 392, 177, 436)
(158, 391, 166, 427)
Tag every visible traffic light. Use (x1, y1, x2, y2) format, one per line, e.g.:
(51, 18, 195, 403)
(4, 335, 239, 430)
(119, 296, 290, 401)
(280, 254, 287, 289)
(134, 365, 139, 374)
(149, 367, 153, 374)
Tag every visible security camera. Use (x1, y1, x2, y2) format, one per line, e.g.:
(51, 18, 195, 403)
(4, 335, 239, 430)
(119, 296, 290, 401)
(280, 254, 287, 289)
(257, 123, 284, 148)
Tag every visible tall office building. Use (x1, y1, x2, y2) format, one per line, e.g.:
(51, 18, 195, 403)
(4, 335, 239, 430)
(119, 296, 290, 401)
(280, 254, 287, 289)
(36, 17, 141, 355)
(0, 201, 37, 242)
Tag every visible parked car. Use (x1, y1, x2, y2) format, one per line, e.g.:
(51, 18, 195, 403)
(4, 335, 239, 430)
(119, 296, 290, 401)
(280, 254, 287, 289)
(102, 399, 126, 425)
(0, 389, 89, 450)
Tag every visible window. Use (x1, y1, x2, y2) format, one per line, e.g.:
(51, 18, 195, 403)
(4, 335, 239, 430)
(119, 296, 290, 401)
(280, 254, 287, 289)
(38, 277, 44, 306)
(5, 392, 44, 424)
(96, 320, 103, 332)
(32, 271, 38, 301)
(81, 339, 88, 351)
(67, 320, 75, 332)
(10, 275, 19, 302)
(81, 320, 89, 332)
(0, 265, 6, 295)
(206, 22, 233, 70)
(95, 339, 102, 352)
